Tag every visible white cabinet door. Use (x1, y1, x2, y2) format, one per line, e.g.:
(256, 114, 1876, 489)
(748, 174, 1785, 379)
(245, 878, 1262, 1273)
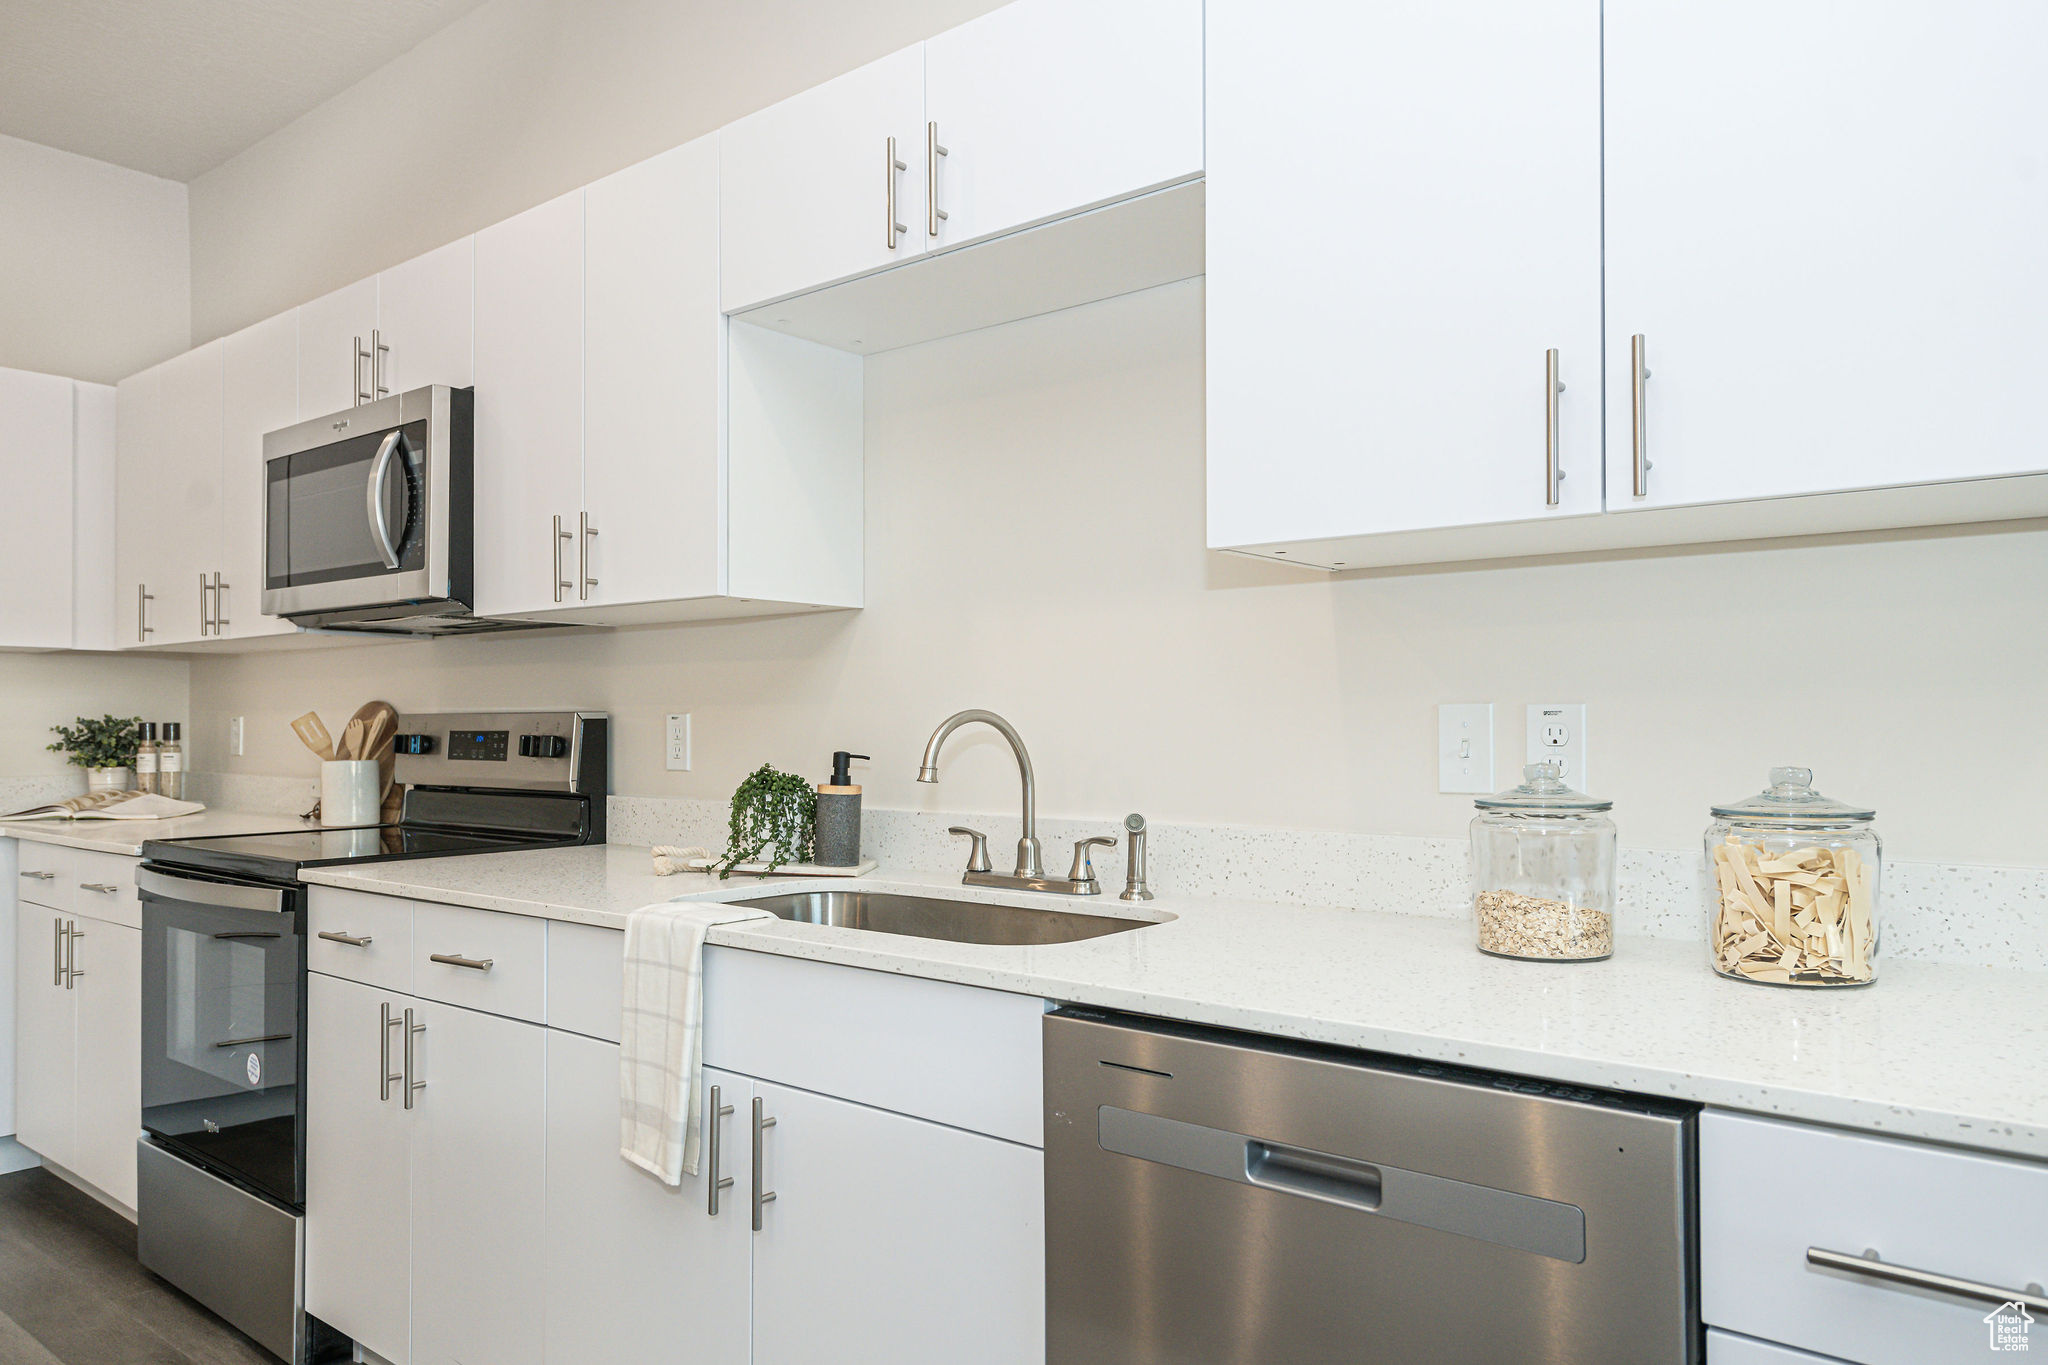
(297, 277, 379, 419)
(1205, 0, 1604, 551)
(378, 238, 473, 395)
(1606, 1, 2048, 510)
(543, 1036, 752, 1365)
(0, 368, 77, 648)
(13, 907, 73, 1166)
(113, 366, 160, 648)
(71, 383, 118, 652)
(924, 0, 1203, 249)
(408, 999, 546, 1365)
(69, 914, 139, 1208)
(751, 1082, 1044, 1365)
(141, 342, 226, 646)
(305, 973, 413, 1365)
(473, 190, 584, 618)
(219, 311, 300, 640)
(583, 137, 724, 609)
(720, 45, 928, 311)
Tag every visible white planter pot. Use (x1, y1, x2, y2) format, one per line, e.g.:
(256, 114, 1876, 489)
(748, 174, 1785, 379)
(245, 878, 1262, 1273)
(87, 767, 133, 793)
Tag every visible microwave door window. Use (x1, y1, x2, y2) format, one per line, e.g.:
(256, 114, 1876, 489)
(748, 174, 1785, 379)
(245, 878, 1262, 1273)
(269, 421, 426, 590)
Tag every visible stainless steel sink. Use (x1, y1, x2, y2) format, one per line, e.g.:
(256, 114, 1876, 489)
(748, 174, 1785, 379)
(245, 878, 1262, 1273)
(733, 890, 1160, 946)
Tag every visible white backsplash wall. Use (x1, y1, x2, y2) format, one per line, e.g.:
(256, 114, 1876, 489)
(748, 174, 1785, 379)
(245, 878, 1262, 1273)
(0, 653, 191, 802)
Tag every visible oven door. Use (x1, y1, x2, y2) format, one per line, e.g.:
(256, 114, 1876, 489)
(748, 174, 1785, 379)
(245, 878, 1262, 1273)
(262, 385, 468, 619)
(138, 865, 307, 1209)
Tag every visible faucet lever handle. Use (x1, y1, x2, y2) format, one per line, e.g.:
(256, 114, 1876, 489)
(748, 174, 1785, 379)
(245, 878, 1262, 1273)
(947, 826, 992, 875)
(1068, 836, 1119, 885)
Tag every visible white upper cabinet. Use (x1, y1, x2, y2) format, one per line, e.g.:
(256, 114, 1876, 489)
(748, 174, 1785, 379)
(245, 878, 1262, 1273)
(220, 312, 300, 641)
(584, 136, 725, 608)
(720, 45, 929, 312)
(297, 277, 379, 419)
(0, 368, 78, 649)
(923, 0, 1203, 250)
(1205, 0, 1604, 555)
(117, 342, 224, 648)
(377, 238, 474, 395)
(1605, 0, 2048, 511)
(473, 190, 587, 619)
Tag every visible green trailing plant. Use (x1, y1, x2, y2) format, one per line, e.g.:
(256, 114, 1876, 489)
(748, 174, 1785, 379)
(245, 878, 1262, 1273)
(715, 764, 815, 877)
(48, 715, 143, 770)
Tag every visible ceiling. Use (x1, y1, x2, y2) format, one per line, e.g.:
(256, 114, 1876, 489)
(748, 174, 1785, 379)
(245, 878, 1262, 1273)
(0, 0, 491, 181)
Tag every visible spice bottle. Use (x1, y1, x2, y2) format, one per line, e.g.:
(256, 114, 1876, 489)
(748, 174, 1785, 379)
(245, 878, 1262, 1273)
(1470, 762, 1617, 961)
(1706, 767, 1880, 987)
(135, 722, 160, 796)
(158, 722, 184, 800)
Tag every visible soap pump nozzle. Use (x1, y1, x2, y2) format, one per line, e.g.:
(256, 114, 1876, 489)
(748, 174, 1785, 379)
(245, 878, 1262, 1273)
(828, 751, 870, 787)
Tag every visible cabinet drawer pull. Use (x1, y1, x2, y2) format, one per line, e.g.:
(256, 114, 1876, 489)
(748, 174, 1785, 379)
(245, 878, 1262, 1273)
(371, 328, 389, 399)
(139, 584, 154, 641)
(20, 870, 55, 880)
(404, 1007, 425, 1109)
(1544, 347, 1566, 506)
(885, 136, 908, 250)
(200, 572, 215, 637)
(213, 571, 230, 633)
(553, 514, 575, 603)
(354, 336, 373, 406)
(53, 917, 64, 987)
(319, 930, 374, 948)
(429, 952, 494, 972)
(579, 511, 598, 600)
(63, 922, 83, 988)
(79, 882, 122, 894)
(708, 1084, 735, 1216)
(752, 1097, 778, 1231)
(1806, 1247, 2048, 1314)
(380, 1002, 404, 1102)
(1629, 332, 1652, 498)
(214, 1033, 292, 1050)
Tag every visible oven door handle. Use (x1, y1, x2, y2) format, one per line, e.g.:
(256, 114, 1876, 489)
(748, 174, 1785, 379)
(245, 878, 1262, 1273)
(137, 867, 290, 915)
(366, 429, 406, 570)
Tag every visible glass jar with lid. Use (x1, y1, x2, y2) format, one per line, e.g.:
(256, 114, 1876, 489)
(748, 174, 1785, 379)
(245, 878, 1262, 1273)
(1706, 767, 1880, 987)
(1470, 762, 1617, 961)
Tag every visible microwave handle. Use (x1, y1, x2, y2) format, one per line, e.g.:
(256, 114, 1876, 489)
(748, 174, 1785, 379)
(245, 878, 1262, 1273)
(366, 430, 405, 570)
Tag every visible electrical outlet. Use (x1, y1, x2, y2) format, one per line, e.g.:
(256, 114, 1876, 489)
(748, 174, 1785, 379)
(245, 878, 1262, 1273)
(665, 713, 692, 772)
(1526, 703, 1587, 788)
(229, 716, 244, 757)
(1437, 703, 1495, 794)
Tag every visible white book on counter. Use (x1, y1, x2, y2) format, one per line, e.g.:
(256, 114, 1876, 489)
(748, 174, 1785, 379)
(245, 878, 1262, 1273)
(3, 790, 206, 821)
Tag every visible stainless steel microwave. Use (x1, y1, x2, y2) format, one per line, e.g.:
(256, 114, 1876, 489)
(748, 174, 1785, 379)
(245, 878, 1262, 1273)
(262, 386, 498, 634)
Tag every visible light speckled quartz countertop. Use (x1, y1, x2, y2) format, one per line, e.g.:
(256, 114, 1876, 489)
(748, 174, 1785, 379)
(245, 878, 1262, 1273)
(0, 810, 321, 856)
(302, 843, 2048, 1161)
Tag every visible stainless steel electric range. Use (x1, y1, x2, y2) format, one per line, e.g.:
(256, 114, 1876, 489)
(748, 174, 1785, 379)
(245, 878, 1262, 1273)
(131, 710, 607, 1363)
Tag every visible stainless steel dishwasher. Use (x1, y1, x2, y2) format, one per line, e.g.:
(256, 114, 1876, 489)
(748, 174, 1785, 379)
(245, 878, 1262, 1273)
(1045, 1008, 1701, 1364)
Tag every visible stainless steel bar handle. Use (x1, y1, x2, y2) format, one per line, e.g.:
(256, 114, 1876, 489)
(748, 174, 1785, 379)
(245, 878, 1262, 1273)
(371, 328, 390, 398)
(403, 1007, 425, 1109)
(751, 1096, 777, 1231)
(429, 952, 494, 972)
(354, 336, 372, 406)
(379, 1002, 403, 1102)
(579, 511, 597, 600)
(553, 515, 574, 603)
(79, 883, 122, 894)
(20, 870, 55, 880)
(366, 430, 405, 570)
(138, 584, 153, 641)
(1807, 1247, 2048, 1314)
(707, 1085, 735, 1216)
(52, 917, 63, 987)
(212, 571, 229, 633)
(927, 121, 949, 237)
(886, 137, 908, 249)
(63, 922, 82, 988)
(319, 930, 373, 948)
(1544, 348, 1567, 507)
(200, 573, 214, 637)
(1630, 333, 1652, 498)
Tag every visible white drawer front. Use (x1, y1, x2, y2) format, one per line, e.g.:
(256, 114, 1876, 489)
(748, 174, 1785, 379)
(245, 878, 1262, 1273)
(17, 841, 70, 909)
(1702, 1110, 2048, 1365)
(1706, 1329, 1852, 1364)
(703, 947, 1045, 1147)
(308, 887, 415, 993)
(70, 849, 140, 930)
(412, 902, 546, 1023)
(546, 922, 623, 1043)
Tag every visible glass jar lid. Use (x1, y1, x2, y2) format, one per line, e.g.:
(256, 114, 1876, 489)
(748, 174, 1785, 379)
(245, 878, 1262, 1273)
(1474, 761, 1612, 812)
(1710, 766, 1874, 823)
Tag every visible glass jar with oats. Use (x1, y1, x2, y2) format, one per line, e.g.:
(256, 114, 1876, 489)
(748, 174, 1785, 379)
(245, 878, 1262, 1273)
(1470, 762, 1617, 962)
(1706, 768, 1881, 987)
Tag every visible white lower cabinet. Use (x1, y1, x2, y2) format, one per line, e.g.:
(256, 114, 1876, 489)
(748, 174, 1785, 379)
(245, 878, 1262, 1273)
(751, 1080, 1045, 1365)
(13, 904, 76, 1166)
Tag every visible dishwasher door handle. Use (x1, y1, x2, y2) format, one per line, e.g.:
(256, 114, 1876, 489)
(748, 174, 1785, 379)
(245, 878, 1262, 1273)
(1097, 1105, 1585, 1263)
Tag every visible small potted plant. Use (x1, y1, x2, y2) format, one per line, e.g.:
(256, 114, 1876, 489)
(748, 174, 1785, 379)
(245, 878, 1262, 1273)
(48, 715, 143, 793)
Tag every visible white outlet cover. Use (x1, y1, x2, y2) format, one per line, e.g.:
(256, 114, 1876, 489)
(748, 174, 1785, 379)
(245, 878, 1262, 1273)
(1526, 703, 1587, 789)
(228, 716, 244, 757)
(1437, 703, 1495, 794)
(665, 713, 692, 772)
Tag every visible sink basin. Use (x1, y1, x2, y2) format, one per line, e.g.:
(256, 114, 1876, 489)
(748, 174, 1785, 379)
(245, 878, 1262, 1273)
(733, 890, 1159, 946)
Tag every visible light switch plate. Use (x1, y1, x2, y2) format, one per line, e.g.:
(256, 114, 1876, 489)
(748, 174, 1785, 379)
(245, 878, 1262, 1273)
(1437, 703, 1494, 794)
(228, 716, 244, 757)
(665, 713, 692, 772)
(1526, 703, 1587, 788)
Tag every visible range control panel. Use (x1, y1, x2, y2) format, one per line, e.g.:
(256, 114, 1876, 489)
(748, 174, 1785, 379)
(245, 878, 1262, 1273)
(392, 711, 608, 794)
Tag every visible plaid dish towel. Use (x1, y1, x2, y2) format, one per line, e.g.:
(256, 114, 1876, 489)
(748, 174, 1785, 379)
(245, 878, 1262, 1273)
(619, 900, 773, 1185)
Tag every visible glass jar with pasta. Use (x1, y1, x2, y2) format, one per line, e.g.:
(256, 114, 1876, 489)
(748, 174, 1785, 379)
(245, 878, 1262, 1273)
(1706, 768, 1880, 987)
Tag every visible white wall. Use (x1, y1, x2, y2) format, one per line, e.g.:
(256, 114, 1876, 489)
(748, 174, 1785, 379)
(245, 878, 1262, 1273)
(0, 133, 189, 384)
(0, 653, 189, 790)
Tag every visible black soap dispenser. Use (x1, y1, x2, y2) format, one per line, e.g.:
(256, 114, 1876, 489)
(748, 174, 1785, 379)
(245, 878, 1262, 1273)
(814, 751, 869, 867)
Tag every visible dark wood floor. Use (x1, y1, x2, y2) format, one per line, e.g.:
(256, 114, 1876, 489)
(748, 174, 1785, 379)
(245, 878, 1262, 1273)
(0, 1168, 278, 1365)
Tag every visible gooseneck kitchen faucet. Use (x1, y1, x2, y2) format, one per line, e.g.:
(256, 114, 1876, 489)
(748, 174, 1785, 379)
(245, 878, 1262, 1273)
(917, 709, 1113, 895)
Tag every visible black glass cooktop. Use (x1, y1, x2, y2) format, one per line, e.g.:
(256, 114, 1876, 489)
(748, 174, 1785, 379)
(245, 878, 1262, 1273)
(142, 824, 578, 881)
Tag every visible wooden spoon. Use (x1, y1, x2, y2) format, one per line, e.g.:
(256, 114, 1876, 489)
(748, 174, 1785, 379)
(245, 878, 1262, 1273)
(291, 712, 336, 762)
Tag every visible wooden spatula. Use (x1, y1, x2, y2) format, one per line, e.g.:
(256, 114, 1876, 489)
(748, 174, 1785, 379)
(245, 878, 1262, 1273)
(291, 712, 336, 762)
(338, 718, 367, 762)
